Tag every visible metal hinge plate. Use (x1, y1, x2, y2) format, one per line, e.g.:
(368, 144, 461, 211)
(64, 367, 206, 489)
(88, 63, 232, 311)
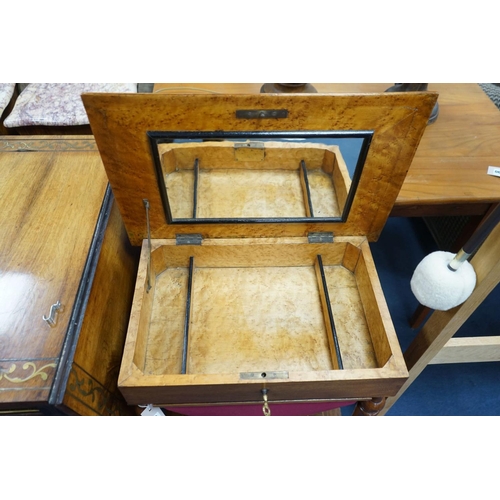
(176, 234, 203, 246)
(308, 232, 334, 244)
(234, 141, 265, 161)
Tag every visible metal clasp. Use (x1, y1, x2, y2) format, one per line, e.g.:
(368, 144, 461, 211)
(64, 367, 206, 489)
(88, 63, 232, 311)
(261, 389, 271, 416)
(43, 301, 62, 327)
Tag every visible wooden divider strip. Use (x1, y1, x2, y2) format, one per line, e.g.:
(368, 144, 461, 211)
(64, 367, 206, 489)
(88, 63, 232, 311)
(192, 158, 199, 219)
(300, 160, 314, 217)
(182, 256, 195, 374)
(314, 255, 343, 370)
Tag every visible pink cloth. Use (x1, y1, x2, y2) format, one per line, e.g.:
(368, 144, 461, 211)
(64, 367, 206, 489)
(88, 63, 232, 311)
(165, 400, 354, 416)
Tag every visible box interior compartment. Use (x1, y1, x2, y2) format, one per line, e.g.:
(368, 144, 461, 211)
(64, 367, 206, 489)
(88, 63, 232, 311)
(158, 141, 352, 220)
(131, 239, 391, 380)
(80, 92, 439, 406)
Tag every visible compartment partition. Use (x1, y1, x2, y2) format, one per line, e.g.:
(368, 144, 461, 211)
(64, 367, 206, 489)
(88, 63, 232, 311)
(141, 241, 383, 378)
(300, 160, 315, 218)
(192, 159, 199, 219)
(315, 255, 343, 370)
(181, 256, 195, 374)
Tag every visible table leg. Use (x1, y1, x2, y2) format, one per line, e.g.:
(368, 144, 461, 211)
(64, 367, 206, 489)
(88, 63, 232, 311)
(353, 397, 386, 416)
(409, 304, 432, 329)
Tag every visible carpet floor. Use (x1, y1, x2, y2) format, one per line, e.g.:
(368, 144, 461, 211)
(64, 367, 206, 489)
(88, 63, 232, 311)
(341, 216, 500, 416)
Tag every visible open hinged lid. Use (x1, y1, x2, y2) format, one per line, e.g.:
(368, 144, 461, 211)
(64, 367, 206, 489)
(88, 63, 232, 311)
(82, 92, 437, 246)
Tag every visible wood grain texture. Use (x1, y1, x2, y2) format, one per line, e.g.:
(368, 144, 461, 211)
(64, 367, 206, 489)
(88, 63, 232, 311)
(119, 370, 408, 406)
(0, 140, 107, 406)
(62, 199, 140, 415)
(0, 137, 139, 414)
(151, 239, 349, 270)
(323, 265, 377, 370)
(118, 237, 408, 406)
(428, 336, 500, 364)
(355, 242, 394, 368)
(392, 83, 500, 213)
(82, 91, 437, 244)
(186, 265, 333, 374)
(158, 141, 337, 171)
(342, 242, 361, 273)
(153, 83, 500, 218)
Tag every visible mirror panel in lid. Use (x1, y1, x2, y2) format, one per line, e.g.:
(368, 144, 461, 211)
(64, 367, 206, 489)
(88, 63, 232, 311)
(82, 92, 438, 246)
(149, 131, 373, 224)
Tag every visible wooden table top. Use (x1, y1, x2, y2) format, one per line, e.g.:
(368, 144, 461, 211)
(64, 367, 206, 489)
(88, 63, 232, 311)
(153, 83, 500, 217)
(0, 136, 108, 407)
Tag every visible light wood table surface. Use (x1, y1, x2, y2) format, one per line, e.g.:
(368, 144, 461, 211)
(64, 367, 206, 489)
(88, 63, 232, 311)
(153, 83, 500, 218)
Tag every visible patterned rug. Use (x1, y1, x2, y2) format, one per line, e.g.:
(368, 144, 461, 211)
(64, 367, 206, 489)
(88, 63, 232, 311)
(480, 83, 500, 108)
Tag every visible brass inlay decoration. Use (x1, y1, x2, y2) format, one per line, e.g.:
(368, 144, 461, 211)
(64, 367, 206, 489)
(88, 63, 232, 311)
(66, 365, 129, 416)
(0, 361, 57, 384)
(0, 138, 98, 152)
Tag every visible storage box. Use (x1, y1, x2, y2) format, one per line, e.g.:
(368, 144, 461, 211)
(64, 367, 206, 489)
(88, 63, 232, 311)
(83, 91, 437, 414)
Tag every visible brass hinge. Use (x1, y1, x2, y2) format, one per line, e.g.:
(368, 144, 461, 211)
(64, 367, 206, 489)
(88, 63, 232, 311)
(307, 232, 334, 244)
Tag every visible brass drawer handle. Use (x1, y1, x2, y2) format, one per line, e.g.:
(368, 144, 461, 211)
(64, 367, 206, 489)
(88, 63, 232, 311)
(43, 301, 62, 327)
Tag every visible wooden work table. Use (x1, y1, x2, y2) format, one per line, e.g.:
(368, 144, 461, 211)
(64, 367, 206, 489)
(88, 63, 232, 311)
(153, 83, 500, 218)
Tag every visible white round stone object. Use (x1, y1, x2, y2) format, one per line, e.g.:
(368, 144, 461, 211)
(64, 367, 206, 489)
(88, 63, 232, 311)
(410, 251, 476, 311)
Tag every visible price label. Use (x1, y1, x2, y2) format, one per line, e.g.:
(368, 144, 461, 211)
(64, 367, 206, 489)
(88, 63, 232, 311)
(487, 166, 500, 178)
(140, 404, 165, 416)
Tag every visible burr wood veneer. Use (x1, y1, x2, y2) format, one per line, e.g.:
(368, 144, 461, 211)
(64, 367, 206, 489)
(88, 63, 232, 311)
(82, 91, 437, 415)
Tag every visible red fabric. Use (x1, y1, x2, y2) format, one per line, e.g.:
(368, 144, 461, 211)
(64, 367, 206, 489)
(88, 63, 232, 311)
(165, 400, 354, 416)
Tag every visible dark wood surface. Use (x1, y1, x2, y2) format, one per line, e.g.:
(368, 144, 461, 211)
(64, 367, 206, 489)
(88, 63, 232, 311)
(0, 136, 139, 415)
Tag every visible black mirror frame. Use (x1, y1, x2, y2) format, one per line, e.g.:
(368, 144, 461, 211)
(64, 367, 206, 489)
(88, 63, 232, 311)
(148, 130, 373, 225)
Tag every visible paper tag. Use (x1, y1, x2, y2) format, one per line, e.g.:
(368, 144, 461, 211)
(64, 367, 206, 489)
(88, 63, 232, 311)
(487, 166, 500, 178)
(141, 404, 165, 416)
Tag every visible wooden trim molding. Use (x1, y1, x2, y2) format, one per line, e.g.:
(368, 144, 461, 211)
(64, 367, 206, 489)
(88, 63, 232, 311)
(429, 336, 500, 364)
(0, 137, 97, 152)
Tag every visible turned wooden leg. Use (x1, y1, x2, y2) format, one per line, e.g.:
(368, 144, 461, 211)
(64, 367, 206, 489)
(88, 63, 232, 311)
(352, 397, 386, 416)
(409, 304, 432, 329)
